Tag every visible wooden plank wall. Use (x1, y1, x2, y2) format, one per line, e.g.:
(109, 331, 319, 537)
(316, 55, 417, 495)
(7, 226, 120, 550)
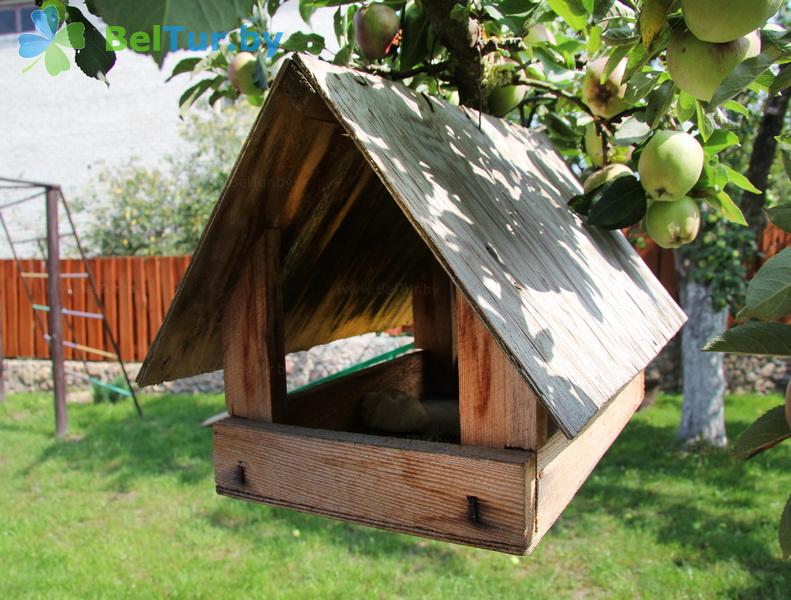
(0, 256, 190, 362)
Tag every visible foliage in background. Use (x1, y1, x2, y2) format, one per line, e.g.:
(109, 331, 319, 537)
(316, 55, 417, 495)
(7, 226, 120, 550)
(705, 197, 791, 558)
(75, 105, 255, 256)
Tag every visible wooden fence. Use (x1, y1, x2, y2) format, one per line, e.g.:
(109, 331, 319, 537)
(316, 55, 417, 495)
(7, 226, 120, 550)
(0, 256, 190, 362)
(1, 224, 788, 364)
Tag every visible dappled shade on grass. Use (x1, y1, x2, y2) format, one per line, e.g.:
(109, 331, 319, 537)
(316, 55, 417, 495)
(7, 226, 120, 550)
(0, 392, 789, 598)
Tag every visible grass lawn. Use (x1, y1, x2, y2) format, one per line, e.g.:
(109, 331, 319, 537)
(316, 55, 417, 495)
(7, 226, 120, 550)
(1, 391, 789, 599)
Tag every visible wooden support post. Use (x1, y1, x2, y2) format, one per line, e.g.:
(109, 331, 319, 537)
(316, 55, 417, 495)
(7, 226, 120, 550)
(47, 187, 67, 438)
(222, 230, 287, 422)
(413, 260, 456, 397)
(456, 291, 547, 450)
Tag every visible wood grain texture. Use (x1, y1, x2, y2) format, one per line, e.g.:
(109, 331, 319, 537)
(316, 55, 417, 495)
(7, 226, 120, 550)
(457, 291, 544, 450)
(286, 350, 424, 430)
(530, 372, 645, 550)
(214, 418, 534, 554)
(294, 55, 685, 437)
(138, 55, 685, 438)
(413, 260, 456, 396)
(222, 231, 287, 422)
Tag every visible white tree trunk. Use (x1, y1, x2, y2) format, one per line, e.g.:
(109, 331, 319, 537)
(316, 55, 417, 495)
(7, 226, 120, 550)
(675, 259, 728, 447)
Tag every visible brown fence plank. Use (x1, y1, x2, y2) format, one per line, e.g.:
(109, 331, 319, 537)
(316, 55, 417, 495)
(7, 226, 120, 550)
(2, 256, 192, 361)
(102, 258, 119, 362)
(133, 258, 149, 362)
(87, 258, 103, 358)
(117, 257, 134, 361)
(61, 259, 74, 360)
(145, 257, 163, 351)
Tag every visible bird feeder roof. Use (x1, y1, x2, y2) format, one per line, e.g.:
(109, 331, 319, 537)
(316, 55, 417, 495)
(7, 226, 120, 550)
(138, 53, 685, 438)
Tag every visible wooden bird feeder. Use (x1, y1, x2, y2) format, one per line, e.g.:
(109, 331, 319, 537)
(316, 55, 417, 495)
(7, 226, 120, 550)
(138, 54, 686, 554)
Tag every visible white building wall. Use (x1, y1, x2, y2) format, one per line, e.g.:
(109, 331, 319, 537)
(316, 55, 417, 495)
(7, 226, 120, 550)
(0, 0, 332, 257)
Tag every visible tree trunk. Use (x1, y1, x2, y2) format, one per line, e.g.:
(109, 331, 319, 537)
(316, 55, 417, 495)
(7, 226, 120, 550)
(674, 90, 789, 446)
(675, 254, 728, 446)
(742, 88, 791, 244)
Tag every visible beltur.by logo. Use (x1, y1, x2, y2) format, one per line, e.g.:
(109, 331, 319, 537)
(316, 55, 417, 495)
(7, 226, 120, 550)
(18, 5, 85, 76)
(106, 24, 283, 58)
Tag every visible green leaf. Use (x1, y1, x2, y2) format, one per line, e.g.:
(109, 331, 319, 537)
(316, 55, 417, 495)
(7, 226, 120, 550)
(696, 101, 715, 141)
(66, 6, 115, 84)
(766, 204, 791, 234)
(704, 322, 791, 356)
(722, 99, 749, 117)
(624, 71, 659, 103)
(703, 130, 740, 155)
(781, 495, 791, 560)
(592, 0, 614, 20)
(615, 115, 651, 146)
(731, 406, 791, 461)
(702, 191, 747, 226)
(708, 54, 774, 108)
(770, 63, 791, 96)
(644, 80, 675, 128)
(739, 248, 791, 322)
(299, 0, 318, 23)
(586, 175, 648, 230)
(601, 28, 640, 48)
(179, 76, 224, 117)
(676, 91, 696, 123)
(400, 2, 431, 71)
(723, 165, 761, 194)
(280, 31, 325, 55)
(547, 0, 587, 31)
(166, 57, 202, 82)
(89, 0, 255, 64)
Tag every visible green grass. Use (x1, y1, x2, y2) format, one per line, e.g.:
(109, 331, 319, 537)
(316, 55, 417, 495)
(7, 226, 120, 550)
(0, 391, 789, 599)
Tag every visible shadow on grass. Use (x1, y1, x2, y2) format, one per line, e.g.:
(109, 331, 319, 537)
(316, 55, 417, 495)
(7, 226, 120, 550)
(12, 392, 791, 587)
(205, 498, 466, 566)
(16, 394, 221, 491)
(573, 411, 791, 598)
(14, 394, 463, 562)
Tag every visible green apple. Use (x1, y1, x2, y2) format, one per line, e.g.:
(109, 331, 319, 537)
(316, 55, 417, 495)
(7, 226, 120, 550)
(681, 0, 782, 43)
(228, 52, 259, 96)
(638, 130, 704, 201)
(668, 29, 761, 101)
(582, 57, 630, 119)
(645, 197, 701, 248)
(354, 4, 400, 60)
(487, 85, 527, 117)
(583, 164, 633, 193)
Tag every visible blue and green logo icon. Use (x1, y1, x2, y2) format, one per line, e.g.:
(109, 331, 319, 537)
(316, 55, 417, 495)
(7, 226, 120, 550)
(18, 5, 85, 76)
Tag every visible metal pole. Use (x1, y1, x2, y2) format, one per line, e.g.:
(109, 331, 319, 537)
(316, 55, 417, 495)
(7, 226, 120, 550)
(46, 187, 67, 438)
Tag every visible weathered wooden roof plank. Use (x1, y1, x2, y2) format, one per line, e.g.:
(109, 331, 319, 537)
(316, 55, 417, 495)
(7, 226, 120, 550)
(139, 54, 685, 438)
